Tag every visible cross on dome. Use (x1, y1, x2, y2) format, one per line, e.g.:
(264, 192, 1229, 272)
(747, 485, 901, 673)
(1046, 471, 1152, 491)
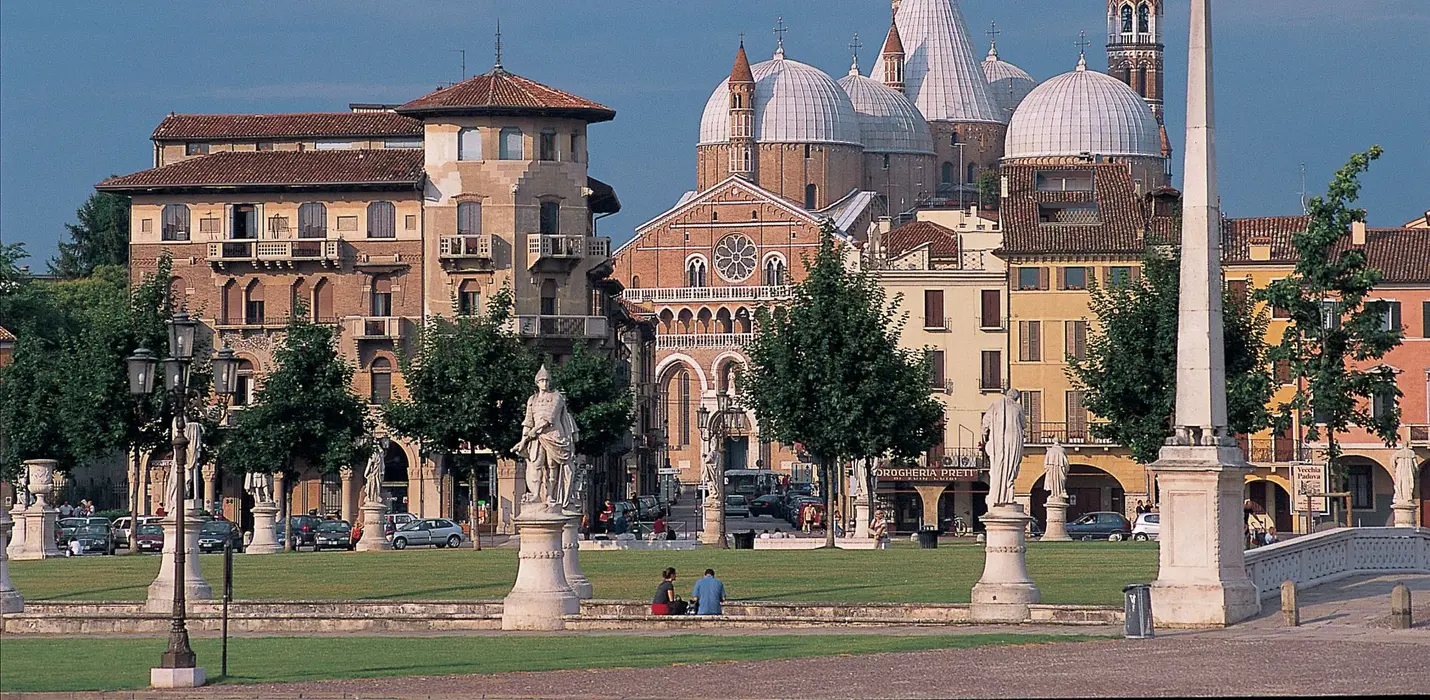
(773, 16, 788, 59)
(986, 20, 1001, 59)
(1075, 30, 1091, 71)
(848, 33, 863, 75)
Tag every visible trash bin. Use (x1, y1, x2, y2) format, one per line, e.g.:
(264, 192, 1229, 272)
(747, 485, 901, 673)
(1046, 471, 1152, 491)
(917, 528, 939, 549)
(1123, 583, 1154, 638)
(732, 531, 756, 549)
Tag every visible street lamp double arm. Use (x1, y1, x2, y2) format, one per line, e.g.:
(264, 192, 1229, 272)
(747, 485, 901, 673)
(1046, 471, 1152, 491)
(125, 312, 238, 673)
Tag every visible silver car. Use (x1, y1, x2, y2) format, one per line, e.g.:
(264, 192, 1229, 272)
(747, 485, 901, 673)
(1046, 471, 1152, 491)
(391, 518, 466, 550)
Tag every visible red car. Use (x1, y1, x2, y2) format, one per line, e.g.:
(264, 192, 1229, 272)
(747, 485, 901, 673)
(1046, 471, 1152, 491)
(133, 523, 164, 553)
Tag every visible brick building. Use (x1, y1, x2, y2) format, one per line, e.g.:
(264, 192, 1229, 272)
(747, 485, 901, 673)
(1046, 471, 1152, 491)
(100, 63, 655, 533)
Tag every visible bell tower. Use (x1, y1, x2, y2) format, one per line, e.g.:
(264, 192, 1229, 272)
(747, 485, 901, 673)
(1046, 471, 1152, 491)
(881, 16, 906, 92)
(1106, 0, 1164, 122)
(728, 39, 756, 180)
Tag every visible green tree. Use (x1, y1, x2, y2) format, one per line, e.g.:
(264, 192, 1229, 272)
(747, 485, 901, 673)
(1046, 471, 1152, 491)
(50, 191, 131, 279)
(219, 316, 369, 548)
(1067, 252, 1274, 464)
(976, 169, 1001, 209)
(1259, 147, 1401, 481)
(383, 289, 537, 523)
(551, 342, 635, 460)
(745, 225, 943, 547)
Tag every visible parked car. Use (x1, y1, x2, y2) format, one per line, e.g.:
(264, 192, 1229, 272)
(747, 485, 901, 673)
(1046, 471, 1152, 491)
(279, 515, 322, 548)
(70, 523, 116, 555)
(56, 517, 88, 547)
(1065, 512, 1133, 541)
(133, 523, 164, 553)
(613, 500, 639, 522)
(723, 494, 752, 518)
(1132, 513, 1160, 541)
(391, 518, 465, 550)
(748, 494, 785, 519)
(113, 516, 162, 548)
(314, 520, 356, 551)
(383, 512, 417, 537)
(198, 520, 243, 553)
(637, 495, 665, 520)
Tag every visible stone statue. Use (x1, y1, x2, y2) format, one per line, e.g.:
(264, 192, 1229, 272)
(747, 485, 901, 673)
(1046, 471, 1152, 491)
(513, 366, 580, 509)
(562, 457, 591, 513)
(165, 418, 187, 509)
(851, 458, 872, 502)
(1393, 444, 1419, 504)
(981, 389, 1026, 507)
(1044, 440, 1069, 501)
(244, 471, 274, 503)
(362, 444, 385, 505)
(701, 428, 722, 502)
(13, 463, 30, 509)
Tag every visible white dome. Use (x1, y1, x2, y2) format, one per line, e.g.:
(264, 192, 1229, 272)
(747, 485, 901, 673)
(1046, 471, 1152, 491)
(1005, 60, 1162, 159)
(836, 71, 935, 155)
(982, 46, 1036, 118)
(699, 56, 862, 147)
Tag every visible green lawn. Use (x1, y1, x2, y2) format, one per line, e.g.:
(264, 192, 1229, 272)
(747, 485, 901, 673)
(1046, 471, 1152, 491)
(0, 633, 1103, 693)
(6, 542, 1156, 605)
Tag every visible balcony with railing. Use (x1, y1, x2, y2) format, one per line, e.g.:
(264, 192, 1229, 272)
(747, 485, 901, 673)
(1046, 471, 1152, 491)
(345, 316, 406, 341)
(622, 285, 794, 305)
(527, 234, 610, 269)
(207, 238, 340, 268)
(513, 315, 609, 340)
(655, 333, 754, 350)
(1026, 421, 1114, 446)
(439, 234, 493, 260)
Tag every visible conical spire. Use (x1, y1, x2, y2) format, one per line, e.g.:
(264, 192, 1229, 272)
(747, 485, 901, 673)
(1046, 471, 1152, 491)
(895, 0, 1003, 123)
(731, 39, 754, 83)
(882, 21, 905, 56)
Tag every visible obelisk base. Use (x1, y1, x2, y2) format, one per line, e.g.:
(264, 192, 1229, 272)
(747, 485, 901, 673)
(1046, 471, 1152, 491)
(355, 502, 391, 552)
(14, 508, 61, 560)
(503, 508, 579, 630)
(244, 501, 281, 554)
(561, 516, 593, 599)
(1391, 503, 1416, 528)
(146, 514, 212, 612)
(1148, 444, 1260, 627)
(1043, 497, 1072, 541)
(971, 504, 1041, 623)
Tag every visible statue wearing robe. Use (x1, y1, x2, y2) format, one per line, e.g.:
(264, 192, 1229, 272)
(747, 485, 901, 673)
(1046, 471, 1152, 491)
(362, 445, 385, 505)
(513, 366, 580, 509)
(1393, 444, 1419, 505)
(981, 389, 1026, 507)
(1044, 440, 1069, 501)
(244, 471, 274, 504)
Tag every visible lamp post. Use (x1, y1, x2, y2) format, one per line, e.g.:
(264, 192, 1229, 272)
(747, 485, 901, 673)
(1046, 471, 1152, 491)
(126, 313, 237, 688)
(697, 389, 736, 547)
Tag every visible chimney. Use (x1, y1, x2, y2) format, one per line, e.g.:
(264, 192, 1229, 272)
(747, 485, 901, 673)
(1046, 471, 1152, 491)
(1352, 220, 1367, 245)
(1249, 233, 1272, 262)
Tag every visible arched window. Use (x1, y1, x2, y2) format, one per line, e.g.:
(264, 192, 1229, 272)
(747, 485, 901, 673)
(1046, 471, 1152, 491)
(457, 201, 482, 235)
(1137, 3, 1150, 33)
(686, 256, 708, 288)
(290, 278, 307, 318)
(221, 279, 240, 324)
(540, 279, 558, 315)
(941, 162, 955, 185)
(298, 202, 327, 238)
(804, 184, 817, 209)
(629, 275, 641, 289)
(715, 308, 733, 334)
(313, 278, 334, 323)
(233, 359, 256, 406)
(161, 204, 190, 241)
(967, 162, 978, 184)
(244, 279, 265, 325)
(367, 201, 396, 239)
(678, 369, 691, 446)
(499, 127, 523, 160)
(1121, 5, 1134, 33)
(763, 256, 787, 286)
(369, 357, 393, 405)
(168, 276, 187, 310)
(458, 127, 481, 161)
(457, 279, 481, 316)
(677, 309, 694, 333)
(371, 275, 393, 316)
(735, 307, 752, 333)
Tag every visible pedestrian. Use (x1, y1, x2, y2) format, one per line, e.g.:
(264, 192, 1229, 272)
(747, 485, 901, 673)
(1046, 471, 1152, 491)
(652, 514, 667, 538)
(690, 568, 726, 615)
(651, 567, 678, 615)
(1135, 500, 1148, 515)
(599, 500, 614, 534)
(613, 511, 628, 536)
(59, 502, 74, 518)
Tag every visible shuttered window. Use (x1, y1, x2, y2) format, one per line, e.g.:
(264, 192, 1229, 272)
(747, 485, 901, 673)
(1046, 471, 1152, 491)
(981, 350, 1001, 391)
(1226, 278, 1249, 303)
(1423, 301, 1430, 339)
(298, 202, 327, 238)
(924, 290, 945, 329)
(1022, 390, 1043, 430)
(1019, 321, 1042, 362)
(367, 202, 396, 239)
(1064, 320, 1088, 361)
(980, 289, 1001, 328)
(458, 127, 481, 161)
(1381, 301, 1402, 332)
(1066, 390, 1087, 435)
(1274, 359, 1292, 384)
(929, 351, 946, 389)
(457, 202, 482, 235)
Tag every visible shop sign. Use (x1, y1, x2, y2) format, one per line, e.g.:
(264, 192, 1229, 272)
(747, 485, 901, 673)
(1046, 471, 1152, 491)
(874, 467, 981, 482)
(1291, 461, 1329, 514)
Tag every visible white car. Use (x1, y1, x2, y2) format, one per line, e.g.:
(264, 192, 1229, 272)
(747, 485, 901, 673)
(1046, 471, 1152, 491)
(113, 516, 162, 548)
(1132, 513, 1160, 541)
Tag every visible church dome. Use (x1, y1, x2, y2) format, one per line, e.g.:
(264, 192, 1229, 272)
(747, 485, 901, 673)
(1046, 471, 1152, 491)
(981, 46, 1036, 118)
(836, 70, 935, 155)
(1005, 58, 1161, 159)
(698, 55, 862, 147)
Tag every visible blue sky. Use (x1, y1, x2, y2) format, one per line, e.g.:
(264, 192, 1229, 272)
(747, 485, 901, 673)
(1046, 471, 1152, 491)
(3, 0, 1427, 265)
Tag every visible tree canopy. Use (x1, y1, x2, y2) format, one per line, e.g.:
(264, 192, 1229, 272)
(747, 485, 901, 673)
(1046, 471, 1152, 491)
(551, 342, 635, 459)
(1067, 251, 1274, 464)
(50, 191, 131, 279)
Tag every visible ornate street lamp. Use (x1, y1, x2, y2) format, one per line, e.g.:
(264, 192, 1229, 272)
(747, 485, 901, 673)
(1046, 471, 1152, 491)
(127, 348, 159, 396)
(210, 348, 239, 398)
(696, 404, 711, 440)
(168, 312, 198, 361)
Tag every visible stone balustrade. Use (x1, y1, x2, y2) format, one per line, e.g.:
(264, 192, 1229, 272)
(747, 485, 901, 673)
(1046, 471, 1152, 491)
(622, 285, 794, 305)
(1243, 526, 1430, 600)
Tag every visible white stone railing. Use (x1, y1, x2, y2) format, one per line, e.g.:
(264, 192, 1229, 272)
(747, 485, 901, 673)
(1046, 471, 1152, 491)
(655, 333, 754, 349)
(1243, 526, 1430, 600)
(622, 286, 794, 305)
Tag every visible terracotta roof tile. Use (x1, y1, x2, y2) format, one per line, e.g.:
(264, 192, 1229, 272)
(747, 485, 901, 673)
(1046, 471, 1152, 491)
(731, 43, 755, 83)
(882, 23, 905, 55)
(884, 220, 960, 259)
(152, 112, 422, 141)
(1221, 215, 1310, 264)
(1223, 218, 1430, 283)
(96, 150, 425, 192)
(398, 68, 614, 122)
(998, 163, 1147, 256)
(1356, 228, 1430, 284)
(0, 326, 15, 342)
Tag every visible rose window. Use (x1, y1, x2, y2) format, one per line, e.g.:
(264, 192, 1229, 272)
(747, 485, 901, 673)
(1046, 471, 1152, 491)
(713, 233, 757, 283)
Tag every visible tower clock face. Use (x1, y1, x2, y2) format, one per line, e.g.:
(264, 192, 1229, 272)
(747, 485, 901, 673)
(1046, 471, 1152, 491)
(713, 233, 757, 283)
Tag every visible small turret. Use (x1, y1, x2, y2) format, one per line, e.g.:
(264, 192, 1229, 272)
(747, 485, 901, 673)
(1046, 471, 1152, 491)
(728, 40, 756, 179)
(881, 19, 905, 91)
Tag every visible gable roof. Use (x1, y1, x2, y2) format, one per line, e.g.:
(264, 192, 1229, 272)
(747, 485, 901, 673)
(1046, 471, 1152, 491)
(96, 150, 425, 193)
(997, 163, 1147, 256)
(397, 68, 615, 122)
(884, 220, 960, 259)
(633, 176, 821, 236)
(152, 112, 422, 141)
(1221, 215, 1310, 264)
(1360, 228, 1430, 283)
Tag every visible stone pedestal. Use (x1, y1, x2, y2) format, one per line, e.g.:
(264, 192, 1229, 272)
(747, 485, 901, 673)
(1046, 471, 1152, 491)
(853, 500, 872, 539)
(1147, 444, 1260, 628)
(201, 465, 217, 514)
(1391, 502, 1416, 528)
(1043, 496, 1071, 541)
(150, 667, 205, 689)
(339, 467, 356, 524)
(14, 507, 61, 560)
(355, 502, 391, 552)
(1, 506, 23, 613)
(561, 516, 593, 599)
(146, 514, 212, 612)
(700, 491, 727, 547)
(971, 504, 1041, 623)
(5, 502, 28, 560)
(502, 508, 579, 630)
(245, 501, 281, 555)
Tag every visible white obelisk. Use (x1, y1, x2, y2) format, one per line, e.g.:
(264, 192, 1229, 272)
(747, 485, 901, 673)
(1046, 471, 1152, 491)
(1147, 0, 1259, 627)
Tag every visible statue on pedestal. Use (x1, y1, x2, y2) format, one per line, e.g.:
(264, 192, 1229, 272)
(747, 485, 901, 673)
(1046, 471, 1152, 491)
(13, 463, 30, 510)
(362, 444, 385, 506)
(513, 366, 580, 512)
(1393, 444, 1418, 505)
(981, 389, 1026, 507)
(701, 430, 722, 505)
(244, 471, 274, 504)
(1044, 440, 1069, 500)
(560, 457, 590, 514)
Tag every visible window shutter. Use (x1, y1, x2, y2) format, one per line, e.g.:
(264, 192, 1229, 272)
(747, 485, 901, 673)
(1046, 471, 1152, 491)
(1067, 390, 1087, 432)
(981, 351, 996, 389)
(1423, 301, 1430, 339)
(1130, 266, 1142, 284)
(1056, 267, 1066, 290)
(931, 350, 946, 388)
(1018, 321, 1030, 362)
(1274, 359, 1291, 384)
(1390, 301, 1402, 332)
(1024, 390, 1042, 428)
(1039, 267, 1050, 290)
(925, 290, 944, 328)
(1227, 278, 1248, 303)
(1101, 266, 1110, 285)
(981, 289, 1001, 328)
(1073, 321, 1087, 360)
(1028, 321, 1042, 361)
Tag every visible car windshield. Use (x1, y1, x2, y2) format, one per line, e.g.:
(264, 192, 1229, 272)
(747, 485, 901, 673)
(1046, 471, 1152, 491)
(138, 524, 163, 535)
(726, 496, 746, 504)
(398, 520, 422, 531)
(78, 525, 109, 536)
(200, 522, 229, 533)
(318, 521, 350, 532)
(1075, 515, 1097, 524)
(60, 518, 85, 527)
